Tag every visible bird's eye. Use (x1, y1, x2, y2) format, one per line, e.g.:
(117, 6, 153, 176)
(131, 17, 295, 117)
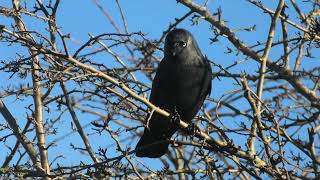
(173, 41, 187, 47)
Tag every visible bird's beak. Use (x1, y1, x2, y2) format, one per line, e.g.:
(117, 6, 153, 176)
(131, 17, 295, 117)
(172, 48, 179, 56)
(172, 51, 176, 56)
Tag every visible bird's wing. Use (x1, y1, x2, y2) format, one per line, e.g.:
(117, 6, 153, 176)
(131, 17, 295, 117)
(202, 56, 212, 97)
(149, 59, 167, 105)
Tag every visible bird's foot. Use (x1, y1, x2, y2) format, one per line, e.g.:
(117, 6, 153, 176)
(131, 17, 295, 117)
(169, 107, 181, 126)
(185, 122, 199, 137)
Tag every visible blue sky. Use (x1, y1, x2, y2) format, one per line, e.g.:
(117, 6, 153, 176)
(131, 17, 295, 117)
(0, 0, 318, 177)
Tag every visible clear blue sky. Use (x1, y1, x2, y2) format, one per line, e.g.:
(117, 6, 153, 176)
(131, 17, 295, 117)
(0, 0, 317, 174)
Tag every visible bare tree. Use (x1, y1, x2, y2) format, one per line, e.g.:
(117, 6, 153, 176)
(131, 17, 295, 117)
(0, 0, 319, 179)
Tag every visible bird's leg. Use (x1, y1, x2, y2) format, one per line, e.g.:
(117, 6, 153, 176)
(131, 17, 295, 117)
(169, 106, 181, 126)
(185, 121, 200, 138)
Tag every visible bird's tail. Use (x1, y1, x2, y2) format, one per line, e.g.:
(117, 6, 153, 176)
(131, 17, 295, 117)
(135, 131, 169, 158)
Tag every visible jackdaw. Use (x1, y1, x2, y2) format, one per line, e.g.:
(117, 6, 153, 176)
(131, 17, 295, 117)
(135, 28, 212, 158)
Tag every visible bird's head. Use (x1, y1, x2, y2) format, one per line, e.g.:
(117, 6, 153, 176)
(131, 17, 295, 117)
(164, 28, 203, 61)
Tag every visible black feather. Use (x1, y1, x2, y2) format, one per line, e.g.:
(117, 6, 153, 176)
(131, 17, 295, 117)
(135, 28, 212, 158)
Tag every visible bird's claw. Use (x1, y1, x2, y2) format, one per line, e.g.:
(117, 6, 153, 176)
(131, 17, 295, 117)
(169, 107, 181, 126)
(185, 122, 199, 136)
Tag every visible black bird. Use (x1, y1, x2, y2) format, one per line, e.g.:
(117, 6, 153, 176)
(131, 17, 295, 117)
(135, 29, 212, 158)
